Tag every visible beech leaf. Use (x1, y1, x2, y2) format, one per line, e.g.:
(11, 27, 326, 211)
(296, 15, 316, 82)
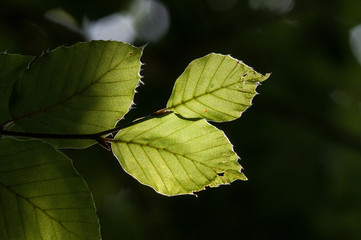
(9, 41, 143, 148)
(0, 138, 100, 240)
(112, 113, 245, 196)
(167, 53, 270, 122)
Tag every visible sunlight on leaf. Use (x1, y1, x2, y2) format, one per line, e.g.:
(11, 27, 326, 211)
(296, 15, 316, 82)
(112, 113, 245, 196)
(167, 53, 270, 122)
(9, 41, 143, 148)
(0, 53, 33, 124)
(0, 138, 100, 240)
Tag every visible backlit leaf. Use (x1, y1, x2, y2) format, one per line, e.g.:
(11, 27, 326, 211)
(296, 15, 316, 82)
(167, 53, 270, 122)
(112, 113, 245, 196)
(0, 138, 100, 240)
(9, 41, 143, 148)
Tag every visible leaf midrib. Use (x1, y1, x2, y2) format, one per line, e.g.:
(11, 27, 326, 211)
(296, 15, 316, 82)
(118, 140, 219, 173)
(170, 78, 254, 109)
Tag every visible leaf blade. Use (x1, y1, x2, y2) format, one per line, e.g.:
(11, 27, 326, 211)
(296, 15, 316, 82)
(167, 53, 270, 122)
(9, 41, 143, 148)
(0, 138, 100, 240)
(112, 113, 244, 196)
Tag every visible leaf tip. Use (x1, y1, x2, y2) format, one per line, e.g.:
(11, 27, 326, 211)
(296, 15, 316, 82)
(261, 73, 271, 82)
(240, 172, 248, 181)
(139, 43, 148, 50)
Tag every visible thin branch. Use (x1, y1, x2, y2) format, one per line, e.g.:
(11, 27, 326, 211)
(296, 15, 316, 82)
(0, 109, 172, 149)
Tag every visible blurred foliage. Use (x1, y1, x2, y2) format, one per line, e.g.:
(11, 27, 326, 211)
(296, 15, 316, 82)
(1, 0, 361, 239)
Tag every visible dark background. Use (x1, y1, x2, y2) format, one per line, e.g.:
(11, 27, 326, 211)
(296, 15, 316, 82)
(1, 0, 361, 239)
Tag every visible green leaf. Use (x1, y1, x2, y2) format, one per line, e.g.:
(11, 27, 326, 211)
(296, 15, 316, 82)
(0, 138, 100, 240)
(167, 53, 270, 122)
(0, 53, 34, 124)
(112, 113, 245, 196)
(9, 41, 143, 148)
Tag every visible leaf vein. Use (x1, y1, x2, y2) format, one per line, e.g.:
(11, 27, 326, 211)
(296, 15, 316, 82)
(42, 110, 105, 129)
(146, 122, 199, 145)
(182, 102, 209, 118)
(161, 128, 219, 150)
(34, 205, 44, 240)
(191, 55, 211, 101)
(123, 141, 215, 173)
(208, 91, 250, 106)
(125, 144, 151, 184)
(59, 102, 122, 113)
(45, 207, 95, 211)
(8, 175, 78, 188)
(0, 161, 58, 175)
(205, 55, 226, 91)
(78, 94, 133, 98)
(220, 59, 239, 87)
(125, 119, 169, 142)
(140, 145, 169, 194)
(174, 154, 203, 189)
(16, 196, 26, 239)
(193, 98, 237, 118)
(157, 150, 189, 192)
(28, 191, 90, 200)
(184, 143, 230, 156)
(0, 144, 42, 159)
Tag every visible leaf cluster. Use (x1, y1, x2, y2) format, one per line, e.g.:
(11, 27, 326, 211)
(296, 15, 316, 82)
(0, 41, 269, 239)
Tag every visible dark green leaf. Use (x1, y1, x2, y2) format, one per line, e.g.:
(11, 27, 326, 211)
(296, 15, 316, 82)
(0, 138, 100, 240)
